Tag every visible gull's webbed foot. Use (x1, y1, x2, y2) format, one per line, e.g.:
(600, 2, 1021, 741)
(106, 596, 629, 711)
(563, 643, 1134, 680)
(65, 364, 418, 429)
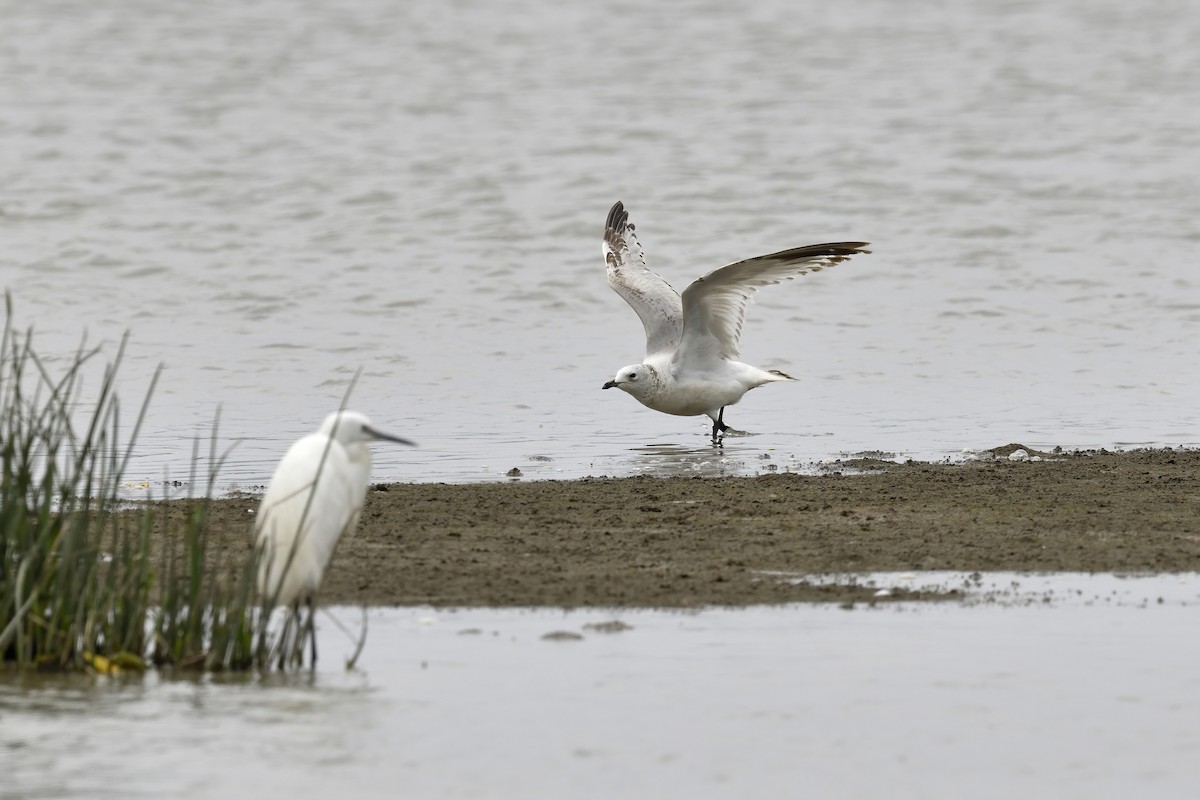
(711, 407, 732, 440)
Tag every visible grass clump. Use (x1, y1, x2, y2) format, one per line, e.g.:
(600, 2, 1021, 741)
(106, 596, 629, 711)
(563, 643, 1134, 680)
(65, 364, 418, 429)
(0, 296, 308, 672)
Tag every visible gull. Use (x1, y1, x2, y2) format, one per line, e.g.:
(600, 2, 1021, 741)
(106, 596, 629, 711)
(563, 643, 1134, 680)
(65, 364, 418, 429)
(600, 201, 869, 438)
(255, 410, 414, 666)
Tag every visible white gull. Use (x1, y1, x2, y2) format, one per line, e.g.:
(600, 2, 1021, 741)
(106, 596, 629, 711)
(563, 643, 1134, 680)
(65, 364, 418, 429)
(600, 201, 869, 438)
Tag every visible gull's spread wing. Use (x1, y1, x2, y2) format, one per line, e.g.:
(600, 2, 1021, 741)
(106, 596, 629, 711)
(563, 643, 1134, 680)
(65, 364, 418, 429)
(603, 201, 683, 358)
(676, 241, 871, 366)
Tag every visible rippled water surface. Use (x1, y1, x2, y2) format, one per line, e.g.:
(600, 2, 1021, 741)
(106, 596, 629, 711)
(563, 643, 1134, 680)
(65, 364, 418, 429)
(2, 0, 1197, 487)
(4, 575, 1200, 799)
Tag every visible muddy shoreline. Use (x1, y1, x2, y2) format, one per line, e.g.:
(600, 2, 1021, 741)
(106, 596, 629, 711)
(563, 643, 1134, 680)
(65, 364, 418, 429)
(179, 448, 1200, 607)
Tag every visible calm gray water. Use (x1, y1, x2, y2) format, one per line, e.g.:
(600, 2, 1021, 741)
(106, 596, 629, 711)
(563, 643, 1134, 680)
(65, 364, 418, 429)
(4, 7, 1197, 795)
(1, 0, 1196, 487)
(4, 574, 1200, 799)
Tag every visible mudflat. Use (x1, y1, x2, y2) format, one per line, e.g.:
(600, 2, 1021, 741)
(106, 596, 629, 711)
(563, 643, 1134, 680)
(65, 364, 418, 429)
(180, 447, 1200, 607)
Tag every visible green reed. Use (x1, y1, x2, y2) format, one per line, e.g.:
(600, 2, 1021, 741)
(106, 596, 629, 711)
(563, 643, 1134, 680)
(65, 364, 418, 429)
(0, 296, 309, 672)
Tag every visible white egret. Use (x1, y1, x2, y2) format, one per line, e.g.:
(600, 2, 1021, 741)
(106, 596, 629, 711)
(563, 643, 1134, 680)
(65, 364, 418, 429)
(254, 410, 414, 665)
(600, 201, 869, 438)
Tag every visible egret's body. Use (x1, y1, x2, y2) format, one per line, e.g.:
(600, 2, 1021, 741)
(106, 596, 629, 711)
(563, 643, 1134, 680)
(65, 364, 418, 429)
(600, 201, 869, 437)
(254, 410, 412, 663)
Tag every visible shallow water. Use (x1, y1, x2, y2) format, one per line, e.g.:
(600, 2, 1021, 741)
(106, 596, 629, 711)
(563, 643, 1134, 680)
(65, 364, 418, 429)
(3, 573, 1199, 799)
(2, 0, 1198, 487)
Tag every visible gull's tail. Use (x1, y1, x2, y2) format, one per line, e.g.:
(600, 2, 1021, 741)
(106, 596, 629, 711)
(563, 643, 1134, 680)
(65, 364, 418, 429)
(738, 366, 797, 390)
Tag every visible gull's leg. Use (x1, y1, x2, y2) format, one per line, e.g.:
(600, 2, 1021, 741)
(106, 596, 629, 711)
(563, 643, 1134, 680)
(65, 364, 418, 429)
(711, 407, 731, 439)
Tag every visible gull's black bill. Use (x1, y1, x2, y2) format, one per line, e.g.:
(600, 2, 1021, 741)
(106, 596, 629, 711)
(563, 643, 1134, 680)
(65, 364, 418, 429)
(602, 381, 618, 390)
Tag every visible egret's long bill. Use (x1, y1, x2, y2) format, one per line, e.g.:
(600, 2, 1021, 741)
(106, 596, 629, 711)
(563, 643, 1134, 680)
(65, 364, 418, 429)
(362, 425, 415, 447)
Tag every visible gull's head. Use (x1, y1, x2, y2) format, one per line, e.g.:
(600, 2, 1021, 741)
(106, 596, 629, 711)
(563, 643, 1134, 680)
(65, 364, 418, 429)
(602, 364, 659, 398)
(318, 411, 416, 449)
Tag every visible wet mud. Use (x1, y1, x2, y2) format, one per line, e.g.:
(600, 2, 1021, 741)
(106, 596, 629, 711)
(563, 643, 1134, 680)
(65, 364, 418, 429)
(178, 448, 1200, 608)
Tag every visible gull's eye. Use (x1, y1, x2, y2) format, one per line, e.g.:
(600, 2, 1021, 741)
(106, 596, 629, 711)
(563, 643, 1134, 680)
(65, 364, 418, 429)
(629, 372, 637, 380)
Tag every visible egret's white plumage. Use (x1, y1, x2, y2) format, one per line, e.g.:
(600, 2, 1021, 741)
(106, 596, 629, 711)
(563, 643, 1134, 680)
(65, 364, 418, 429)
(601, 201, 869, 437)
(255, 411, 413, 611)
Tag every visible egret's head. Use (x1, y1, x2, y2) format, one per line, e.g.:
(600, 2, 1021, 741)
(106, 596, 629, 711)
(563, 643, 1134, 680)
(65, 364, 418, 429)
(601, 364, 659, 398)
(319, 411, 415, 448)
